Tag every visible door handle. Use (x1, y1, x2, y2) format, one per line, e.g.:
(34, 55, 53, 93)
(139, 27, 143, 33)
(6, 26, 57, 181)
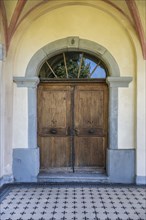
(88, 128, 94, 134)
(68, 128, 79, 135)
(74, 128, 79, 135)
(50, 128, 57, 134)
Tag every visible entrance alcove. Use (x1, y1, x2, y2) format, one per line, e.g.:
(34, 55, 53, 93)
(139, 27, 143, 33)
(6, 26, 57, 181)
(38, 50, 108, 177)
(13, 37, 134, 183)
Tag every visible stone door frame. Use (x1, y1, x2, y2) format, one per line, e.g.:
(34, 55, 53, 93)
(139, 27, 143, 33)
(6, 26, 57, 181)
(13, 37, 134, 183)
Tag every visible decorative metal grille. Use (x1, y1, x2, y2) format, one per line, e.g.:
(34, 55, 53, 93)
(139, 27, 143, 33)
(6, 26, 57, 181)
(39, 52, 107, 79)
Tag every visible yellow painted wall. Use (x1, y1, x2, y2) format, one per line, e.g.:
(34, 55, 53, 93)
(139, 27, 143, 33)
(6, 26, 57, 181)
(0, 60, 3, 178)
(4, 0, 17, 26)
(13, 5, 135, 77)
(135, 0, 146, 38)
(0, 23, 4, 178)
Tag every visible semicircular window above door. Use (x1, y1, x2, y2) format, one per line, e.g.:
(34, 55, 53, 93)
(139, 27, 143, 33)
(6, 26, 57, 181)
(39, 52, 108, 79)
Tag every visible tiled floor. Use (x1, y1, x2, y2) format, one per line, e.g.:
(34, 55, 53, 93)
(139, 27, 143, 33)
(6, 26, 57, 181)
(0, 184, 146, 220)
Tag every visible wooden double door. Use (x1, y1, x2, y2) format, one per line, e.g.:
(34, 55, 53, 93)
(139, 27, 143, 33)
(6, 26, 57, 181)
(38, 82, 108, 173)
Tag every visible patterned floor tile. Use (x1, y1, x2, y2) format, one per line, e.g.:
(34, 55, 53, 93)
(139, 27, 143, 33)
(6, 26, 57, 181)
(0, 184, 146, 220)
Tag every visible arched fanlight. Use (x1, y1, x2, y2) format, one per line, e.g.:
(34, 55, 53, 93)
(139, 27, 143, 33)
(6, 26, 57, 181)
(39, 52, 107, 79)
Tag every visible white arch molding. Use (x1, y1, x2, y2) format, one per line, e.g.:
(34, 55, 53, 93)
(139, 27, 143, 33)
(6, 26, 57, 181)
(13, 37, 134, 183)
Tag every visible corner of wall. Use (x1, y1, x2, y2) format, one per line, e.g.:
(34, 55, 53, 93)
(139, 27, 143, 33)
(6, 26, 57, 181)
(0, 175, 14, 187)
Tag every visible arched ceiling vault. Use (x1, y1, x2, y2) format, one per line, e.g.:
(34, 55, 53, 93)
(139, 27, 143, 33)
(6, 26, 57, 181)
(0, 0, 145, 59)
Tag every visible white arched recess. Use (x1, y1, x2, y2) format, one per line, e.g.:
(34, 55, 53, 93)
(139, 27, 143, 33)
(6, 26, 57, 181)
(13, 37, 134, 183)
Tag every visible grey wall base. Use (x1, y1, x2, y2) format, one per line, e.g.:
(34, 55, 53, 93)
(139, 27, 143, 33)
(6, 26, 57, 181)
(136, 176, 146, 185)
(12, 147, 136, 184)
(107, 148, 135, 183)
(0, 175, 13, 187)
(13, 148, 40, 182)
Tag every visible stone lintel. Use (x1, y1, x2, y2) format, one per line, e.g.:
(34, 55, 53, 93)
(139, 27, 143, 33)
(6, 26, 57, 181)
(106, 76, 133, 87)
(13, 77, 40, 88)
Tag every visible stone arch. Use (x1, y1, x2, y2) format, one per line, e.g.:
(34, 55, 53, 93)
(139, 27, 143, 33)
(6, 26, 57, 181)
(25, 37, 120, 77)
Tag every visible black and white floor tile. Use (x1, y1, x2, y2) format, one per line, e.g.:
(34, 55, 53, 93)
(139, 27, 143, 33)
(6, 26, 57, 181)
(0, 184, 146, 220)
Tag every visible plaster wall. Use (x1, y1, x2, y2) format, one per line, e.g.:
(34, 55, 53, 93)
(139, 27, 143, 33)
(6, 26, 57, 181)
(4, 0, 17, 26)
(0, 31, 4, 178)
(135, 0, 146, 38)
(12, 86, 28, 148)
(0, 39, 5, 179)
(13, 5, 135, 77)
(2, 57, 13, 176)
(118, 86, 135, 149)
(0, 58, 3, 178)
(136, 58, 146, 181)
(0, 44, 13, 179)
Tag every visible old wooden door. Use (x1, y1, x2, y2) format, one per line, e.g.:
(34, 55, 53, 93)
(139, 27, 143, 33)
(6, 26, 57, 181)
(38, 84, 72, 172)
(38, 82, 108, 173)
(74, 84, 108, 172)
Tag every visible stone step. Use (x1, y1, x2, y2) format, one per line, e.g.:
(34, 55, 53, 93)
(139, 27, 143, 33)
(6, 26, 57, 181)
(37, 173, 109, 183)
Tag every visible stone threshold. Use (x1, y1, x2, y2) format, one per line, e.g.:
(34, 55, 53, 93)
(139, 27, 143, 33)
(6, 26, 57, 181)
(37, 172, 109, 183)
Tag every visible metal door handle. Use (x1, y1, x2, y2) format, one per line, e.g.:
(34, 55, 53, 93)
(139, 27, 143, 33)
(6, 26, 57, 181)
(74, 128, 79, 135)
(88, 129, 94, 134)
(68, 128, 79, 135)
(50, 128, 57, 134)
